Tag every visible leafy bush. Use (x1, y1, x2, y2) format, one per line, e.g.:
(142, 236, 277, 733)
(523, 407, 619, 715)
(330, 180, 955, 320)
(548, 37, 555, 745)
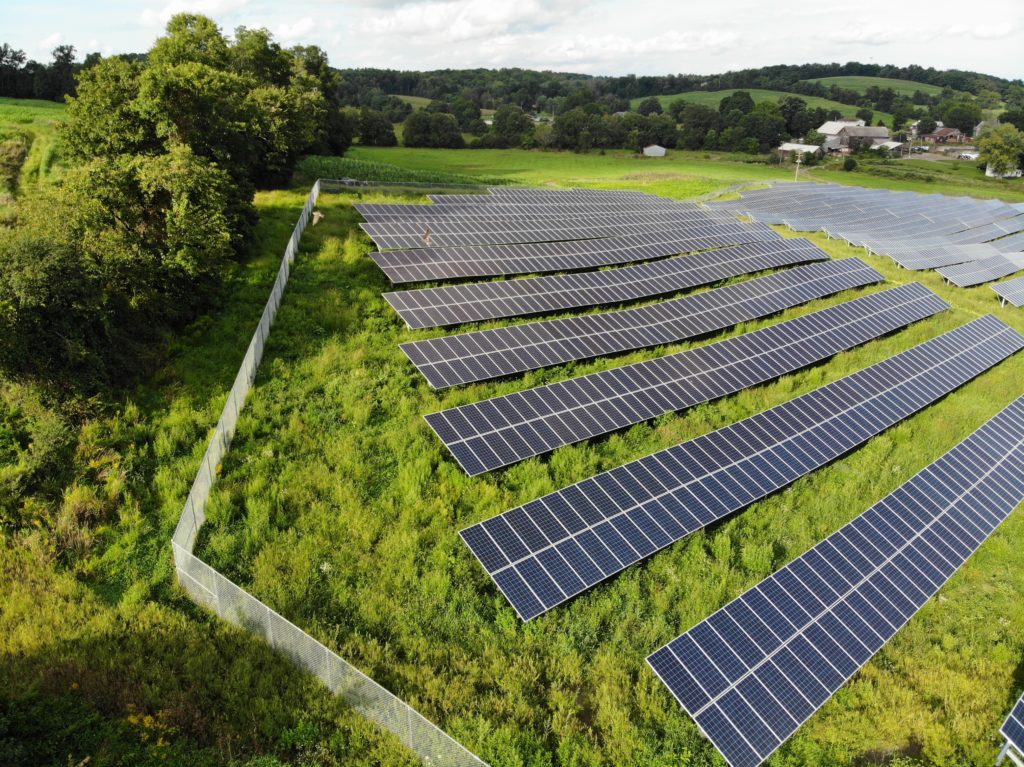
(843, 156, 858, 171)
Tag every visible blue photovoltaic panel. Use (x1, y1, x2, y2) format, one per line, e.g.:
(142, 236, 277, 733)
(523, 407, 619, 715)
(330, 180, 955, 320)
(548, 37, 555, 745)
(385, 238, 828, 328)
(1002, 694, 1024, 758)
(428, 284, 948, 474)
(355, 200, 712, 221)
(459, 315, 1024, 621)
(363, 210, 756, 250)
(649, 395, 1024, 767)
(993, 277, 1024, 308)
(371, 225, 782, 283)
(402, 258, 883, 388)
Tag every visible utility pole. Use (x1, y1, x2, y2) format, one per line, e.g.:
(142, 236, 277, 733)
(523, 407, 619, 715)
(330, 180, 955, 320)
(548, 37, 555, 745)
(794, 154, 802, 182)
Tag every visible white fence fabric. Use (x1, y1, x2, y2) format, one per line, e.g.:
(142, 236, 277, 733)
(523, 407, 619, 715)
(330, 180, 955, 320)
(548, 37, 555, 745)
(171, 179, 488, 767)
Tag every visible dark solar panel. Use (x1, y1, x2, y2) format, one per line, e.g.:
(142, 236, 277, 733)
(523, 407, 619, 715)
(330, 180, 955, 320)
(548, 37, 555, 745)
(937, 254, 1024, 287)
(1002, 695, 1024, 758)
(372, 226, 782, 283)
(362, 211, 759, 250)
(385, 239, 829, 329)
(402, 258, 884, 389)
(459, 315, 1024, 621)
(355, 200, 710, 221)
(993, 277, 1024, 307)
(427, 284, 948, 474)
(649, 394, 1024, 767)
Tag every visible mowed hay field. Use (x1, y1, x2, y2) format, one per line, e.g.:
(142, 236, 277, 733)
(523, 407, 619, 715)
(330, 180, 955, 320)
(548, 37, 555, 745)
(629, 88, 894, 125)
(803, 76, 947, 97)
(192, 158, 1024, 765)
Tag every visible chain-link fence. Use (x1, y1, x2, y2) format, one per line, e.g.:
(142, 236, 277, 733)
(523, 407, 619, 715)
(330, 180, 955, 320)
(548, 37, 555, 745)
(171, 180, 488, 767)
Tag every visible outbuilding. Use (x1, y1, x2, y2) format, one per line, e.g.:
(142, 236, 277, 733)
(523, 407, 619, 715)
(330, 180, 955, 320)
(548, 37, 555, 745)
(642, 144, 667, 157)
(777, 142, 823, 158)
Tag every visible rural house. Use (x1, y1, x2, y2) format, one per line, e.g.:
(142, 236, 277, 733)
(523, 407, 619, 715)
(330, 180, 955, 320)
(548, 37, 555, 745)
(837, 125, 890, 149)
(923, 126, 966, 144)
(777, 142, 823, 158)
(642, 144, 667, 157)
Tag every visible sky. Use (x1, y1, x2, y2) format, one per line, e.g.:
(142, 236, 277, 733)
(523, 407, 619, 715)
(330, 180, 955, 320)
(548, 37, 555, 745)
(2, 0, 1022, 80)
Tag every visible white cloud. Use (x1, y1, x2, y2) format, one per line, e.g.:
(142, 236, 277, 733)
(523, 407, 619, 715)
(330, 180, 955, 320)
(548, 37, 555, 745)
(360, 0, 575, 44)
(275, 17, 316, 41)
(139, 0, 251, 28)
(38, 31, 62, 51)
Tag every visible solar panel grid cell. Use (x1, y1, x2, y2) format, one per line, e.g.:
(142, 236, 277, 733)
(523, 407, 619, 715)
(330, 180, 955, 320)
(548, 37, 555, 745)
(426, 283, 949, 474)
(402, 258, 884, 388)
(372, 225, 783, 283)
(937, 254, 1024, 287)
(384, 239, 830, 328)
(459, 315, 1024, 621)
(649, 394, 1024, 767)
(362, 210, 758, 250)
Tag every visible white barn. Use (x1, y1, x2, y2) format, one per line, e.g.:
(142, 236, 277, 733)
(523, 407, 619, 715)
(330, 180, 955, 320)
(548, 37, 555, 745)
(642, 144, 667, 157)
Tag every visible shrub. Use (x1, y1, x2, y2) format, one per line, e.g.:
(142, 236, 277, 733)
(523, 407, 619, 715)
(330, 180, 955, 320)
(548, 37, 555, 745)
(843, 157, 858, 172)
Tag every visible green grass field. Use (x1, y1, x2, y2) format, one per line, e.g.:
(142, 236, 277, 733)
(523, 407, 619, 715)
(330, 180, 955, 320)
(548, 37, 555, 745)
(189, 182, 1024, 767)
(630, 89, 894, 125)
(0, 96, 66, 193)
(804, 76, 946, 98)
(392, 94, 431, 111)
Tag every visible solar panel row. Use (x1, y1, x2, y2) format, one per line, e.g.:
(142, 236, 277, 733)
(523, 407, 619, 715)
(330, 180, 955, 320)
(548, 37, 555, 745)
(460, 313, 1019, 618)
(937, 253, 1024, 288)
(363, 212, 758, 250)
(356, 200, 703, 221)
(1002, 694, 1024, 761)
(427, 283, 949, 475)
(372, 225, 782, 283)
(402, 258, 883, 389)
(993, 277, 1024, 307)
(461, 315, 1024, 621)
(649, 394, 1024, 767)
(384, 238, 829, 329)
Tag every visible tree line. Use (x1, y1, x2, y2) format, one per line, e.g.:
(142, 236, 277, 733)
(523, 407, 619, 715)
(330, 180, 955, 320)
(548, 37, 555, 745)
(0, 15, 353, 392)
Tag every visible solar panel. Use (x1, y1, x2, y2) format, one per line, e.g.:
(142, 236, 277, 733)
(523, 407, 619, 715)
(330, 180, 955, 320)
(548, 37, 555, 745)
(355, 201, 710, 221)
(372, 226, 782, 283)
(402, 258, 883, 389)
(362, 211, 758, 250)
(385, 239, 829, 329)
(937, 254, 1024, 288)
(995, 231, 1024, 253)
(459, 315, 1024, 621)
(1001, 694, 1024, 762)
(993, 277, 1024, 307)
(427, 283, 948, 475)
(648, 394, 1024, 767)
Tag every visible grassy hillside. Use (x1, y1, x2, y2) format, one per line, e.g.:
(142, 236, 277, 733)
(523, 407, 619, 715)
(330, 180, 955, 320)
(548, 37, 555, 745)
(630, 89, 894, 125)
(0, 97, 66, 197)
(348, 146, 1024, 201)
(805, 75, 946, 97)
(392, 94, 431, 110)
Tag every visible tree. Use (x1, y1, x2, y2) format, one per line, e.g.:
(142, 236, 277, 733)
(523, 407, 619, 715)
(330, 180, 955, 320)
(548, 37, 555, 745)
(739, 102, 787, 152)
(358, 108, 396, 146)
(677, 104, 720, 150)
(402, 111, 464, 148)
(978, 124, 1024, 177)
(916, 116, 937, 136)
(637, 96, 662, 116)
(718, 91, 755, 115)
(999, 110, 1024, 131)
(855, 108, 874, 124)
(491, 105, 533, 147)
(939, 98, 982, 134)
(778, 95, 811, 137)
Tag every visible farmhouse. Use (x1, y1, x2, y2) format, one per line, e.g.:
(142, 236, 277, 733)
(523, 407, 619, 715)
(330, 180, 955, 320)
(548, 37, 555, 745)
(642, 144, 667, 157)
(923, 126, 966, 144)
(777, 142, 823, 158)
(870, 140, 905, 156)
(816, 118, 865, 137)
(837, 125, 890, 149)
